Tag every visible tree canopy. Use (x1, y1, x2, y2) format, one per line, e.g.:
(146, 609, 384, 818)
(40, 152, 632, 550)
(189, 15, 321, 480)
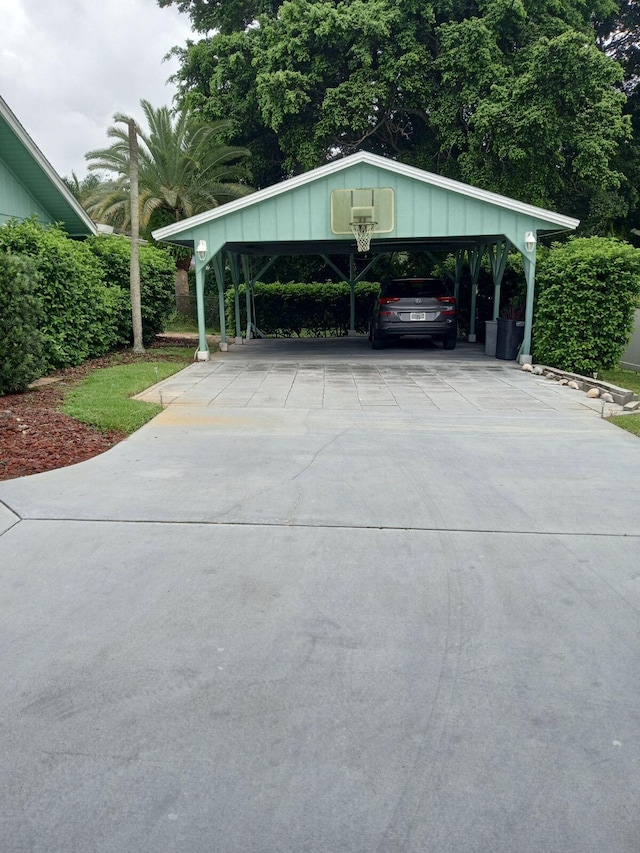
(162, 0, 640, 232)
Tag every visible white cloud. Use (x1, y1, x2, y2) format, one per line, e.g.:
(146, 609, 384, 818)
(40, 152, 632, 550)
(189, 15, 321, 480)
(0, 0, 194, 177)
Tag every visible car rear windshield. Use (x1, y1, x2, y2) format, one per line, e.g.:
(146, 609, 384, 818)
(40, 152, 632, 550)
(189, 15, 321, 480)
(382, 279, 451, 298)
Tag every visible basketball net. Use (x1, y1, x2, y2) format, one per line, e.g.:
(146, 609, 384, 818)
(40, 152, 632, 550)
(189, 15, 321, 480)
(350, 220, 377, 253)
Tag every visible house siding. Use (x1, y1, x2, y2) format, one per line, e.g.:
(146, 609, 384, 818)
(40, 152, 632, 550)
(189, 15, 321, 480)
(0, 157, 52, 226)
(621, 308, 640, 372)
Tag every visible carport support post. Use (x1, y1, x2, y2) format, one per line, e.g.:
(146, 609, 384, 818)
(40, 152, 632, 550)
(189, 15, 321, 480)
(454, 250, 465, 303)
(467, 247, 484, 342)
(241, 255, 253, 340)
(195, 257, 209, 360)
(348, 254, 356, 336)
(211, 251, 228, 351)
(228, 252, 243, 344)
(521, 252, 536, 362)
(489, 241, 509, 321)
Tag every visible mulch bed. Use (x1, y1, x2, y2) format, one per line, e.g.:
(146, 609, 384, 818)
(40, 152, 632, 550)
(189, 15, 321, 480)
(0, 346, 190, 481)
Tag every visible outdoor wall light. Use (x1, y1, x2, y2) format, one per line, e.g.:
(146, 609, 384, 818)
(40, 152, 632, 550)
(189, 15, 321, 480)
(524, 231, 537, 253)
(196, 239, 207, 261)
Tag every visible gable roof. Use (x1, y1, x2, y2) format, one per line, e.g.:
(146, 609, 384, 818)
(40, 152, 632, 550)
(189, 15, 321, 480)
(153, 150, 579, 245)
(0, 95, 96, 237)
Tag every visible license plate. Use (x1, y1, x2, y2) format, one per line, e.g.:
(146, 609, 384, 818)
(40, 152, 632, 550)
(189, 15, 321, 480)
(410, 312, 427, 321)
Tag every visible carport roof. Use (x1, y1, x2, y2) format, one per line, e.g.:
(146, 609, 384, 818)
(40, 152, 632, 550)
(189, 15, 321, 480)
(152, 151, 579, 256)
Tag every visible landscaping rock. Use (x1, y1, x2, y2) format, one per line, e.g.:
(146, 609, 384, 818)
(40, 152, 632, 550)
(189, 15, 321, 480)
(601, 392, 614, 403)
(568, 380, 581, 390)
(558, 379, 569, 386)
(521, 363, 533, 372)
(532, 366, 544, 375)
(545, 371, 556, 379)
(586, 388, 601, 398)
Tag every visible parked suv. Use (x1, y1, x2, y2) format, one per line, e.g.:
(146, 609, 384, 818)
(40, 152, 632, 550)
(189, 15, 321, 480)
(370, 278, 457, 349)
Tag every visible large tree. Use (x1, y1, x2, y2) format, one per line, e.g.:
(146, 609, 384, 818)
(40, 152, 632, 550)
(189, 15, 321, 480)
(85, 99, 252, 315)
(162, 0, 634, 231)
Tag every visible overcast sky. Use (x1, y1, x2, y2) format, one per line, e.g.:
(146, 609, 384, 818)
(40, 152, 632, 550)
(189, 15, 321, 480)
(1, 0, 194, 178)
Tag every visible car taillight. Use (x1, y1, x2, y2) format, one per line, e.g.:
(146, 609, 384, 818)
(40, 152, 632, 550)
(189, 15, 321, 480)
(379, 297, 401, 304)
(437, 296, 456, 305)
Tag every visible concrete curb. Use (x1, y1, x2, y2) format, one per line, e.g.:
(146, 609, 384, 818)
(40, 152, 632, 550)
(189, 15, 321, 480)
(535, 365, 638, 406)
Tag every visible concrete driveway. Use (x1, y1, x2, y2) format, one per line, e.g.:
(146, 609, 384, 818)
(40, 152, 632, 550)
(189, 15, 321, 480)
(1, 337, 639, 852)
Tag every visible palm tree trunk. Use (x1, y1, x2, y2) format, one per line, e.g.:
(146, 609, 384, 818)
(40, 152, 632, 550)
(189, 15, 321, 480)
(129, 119, 144, 352)
(175, 255, 192, 317)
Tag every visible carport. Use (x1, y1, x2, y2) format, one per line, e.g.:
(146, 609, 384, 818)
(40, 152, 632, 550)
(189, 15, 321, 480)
(152, 151, 578, 361)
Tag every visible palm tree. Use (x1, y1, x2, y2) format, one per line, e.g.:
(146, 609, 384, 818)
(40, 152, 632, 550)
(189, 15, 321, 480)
(62, 171, 105, 205)
(85, 100, 252, 315)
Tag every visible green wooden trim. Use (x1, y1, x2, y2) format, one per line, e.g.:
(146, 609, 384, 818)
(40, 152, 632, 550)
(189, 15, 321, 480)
(254, 255, 279, 283)
(354, 256, 378, 283)
(320, 254, 345, 281)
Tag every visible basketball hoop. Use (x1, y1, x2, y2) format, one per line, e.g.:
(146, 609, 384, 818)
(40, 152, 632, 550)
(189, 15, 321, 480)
(350, 220, 377, 252)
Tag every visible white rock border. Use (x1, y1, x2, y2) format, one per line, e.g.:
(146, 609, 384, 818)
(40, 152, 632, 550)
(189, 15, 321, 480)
(520, 363, 639, 407)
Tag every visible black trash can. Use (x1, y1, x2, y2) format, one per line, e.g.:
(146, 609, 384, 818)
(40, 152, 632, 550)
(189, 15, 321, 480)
(496, 319, 525, 360)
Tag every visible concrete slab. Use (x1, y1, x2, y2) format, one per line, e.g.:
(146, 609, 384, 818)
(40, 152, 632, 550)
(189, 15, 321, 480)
(0, 521, 638, 853)
(0, 500, 20, 536)
(1, 336, 640, 852)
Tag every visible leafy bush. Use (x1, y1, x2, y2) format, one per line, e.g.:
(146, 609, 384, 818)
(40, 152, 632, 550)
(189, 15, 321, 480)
(0, 221, 176, 379)
(0, 253, 46, 394)
(533, 237, 640, 374)
(0, 218, 120, 369)
(225, 281, 380, 337)
(86, 234, 175, 345)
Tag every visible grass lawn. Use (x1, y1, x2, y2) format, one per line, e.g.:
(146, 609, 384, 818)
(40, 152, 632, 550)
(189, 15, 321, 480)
(62, 358, 190, 434)
(600, 367, 640, 437)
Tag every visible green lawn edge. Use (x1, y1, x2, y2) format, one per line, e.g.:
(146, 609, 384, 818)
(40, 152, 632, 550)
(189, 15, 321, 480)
(600, 368, 640, 437)
(61, 360, 190, 434)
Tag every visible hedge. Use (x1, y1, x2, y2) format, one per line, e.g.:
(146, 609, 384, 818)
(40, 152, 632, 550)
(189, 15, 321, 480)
(225, 281, 380, 337)
(533, 237, 640, 374)
(86, 234, 175, 346)
(0, 253, 47, 394)
(0, 220, 175, 377)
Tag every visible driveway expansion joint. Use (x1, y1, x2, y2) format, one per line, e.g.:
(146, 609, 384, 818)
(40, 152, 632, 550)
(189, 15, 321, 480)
(17, 516, 640, 539)
(0, 498, 22, 536)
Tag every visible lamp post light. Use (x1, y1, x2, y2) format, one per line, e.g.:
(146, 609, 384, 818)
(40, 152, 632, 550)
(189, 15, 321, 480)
(524, 231, 537, 253)
(196, 239, 207, 262)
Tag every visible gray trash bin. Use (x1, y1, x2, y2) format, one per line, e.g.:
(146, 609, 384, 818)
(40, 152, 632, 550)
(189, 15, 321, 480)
(485, 320, 497, 357)
(496, 319, 525, 360)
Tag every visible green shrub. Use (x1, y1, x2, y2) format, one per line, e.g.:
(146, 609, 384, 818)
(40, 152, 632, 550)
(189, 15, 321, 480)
(0, 218, 117, 369)
(86, 235, 175, 345)
(0, 253, 47, 394)
(0, 221, 176, 375)
(225, 281, 380, 337)
(533, 237, 640, 374)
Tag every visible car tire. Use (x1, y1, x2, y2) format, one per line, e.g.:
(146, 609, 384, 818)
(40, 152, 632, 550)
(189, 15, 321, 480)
(442, 332, 457, 350)
(371, 331, 385, 350)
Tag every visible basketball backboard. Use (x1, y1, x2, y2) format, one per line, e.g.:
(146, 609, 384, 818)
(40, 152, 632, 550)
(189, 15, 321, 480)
(330, 187, 395, 235)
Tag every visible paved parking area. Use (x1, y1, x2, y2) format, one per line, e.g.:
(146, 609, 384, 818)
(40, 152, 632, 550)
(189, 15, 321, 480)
(2, 336, 639, 853)
(138, 337, 620, 416)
